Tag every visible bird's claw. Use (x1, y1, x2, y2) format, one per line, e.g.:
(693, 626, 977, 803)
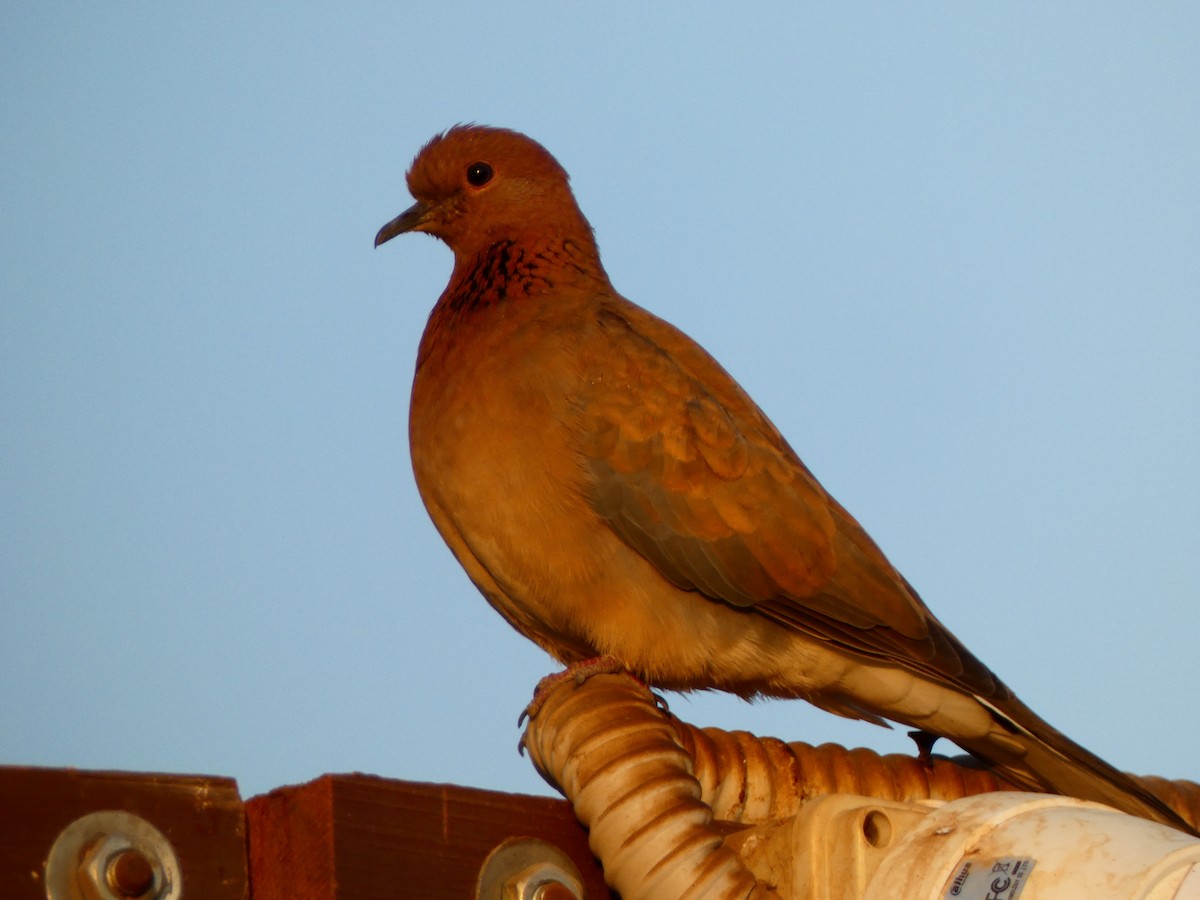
(518, 656, 636, 727)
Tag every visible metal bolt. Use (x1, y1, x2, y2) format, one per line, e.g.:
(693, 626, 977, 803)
(106, 847, 157, 897)
(46, 811, 180, 900)
(476, 837, 585, 900)
(530, 881, 581, 900)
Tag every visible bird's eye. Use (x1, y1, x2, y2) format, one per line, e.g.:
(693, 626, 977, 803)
(466, 161, 494, 187)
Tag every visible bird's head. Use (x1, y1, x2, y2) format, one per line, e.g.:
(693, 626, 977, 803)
(375, 125, 596, 263)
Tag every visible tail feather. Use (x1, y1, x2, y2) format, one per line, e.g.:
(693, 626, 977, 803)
(962, 694, 1197, 836)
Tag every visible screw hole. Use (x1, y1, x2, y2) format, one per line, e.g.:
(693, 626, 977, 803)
(862, 809, 892, 848)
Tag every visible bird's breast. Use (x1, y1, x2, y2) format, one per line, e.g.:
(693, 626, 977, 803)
(408, 296, 607, 650)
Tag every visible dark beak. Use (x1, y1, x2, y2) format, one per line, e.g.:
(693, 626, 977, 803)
(374, 201, 427, 247)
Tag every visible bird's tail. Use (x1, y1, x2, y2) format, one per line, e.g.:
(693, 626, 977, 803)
(961, 694, 1198, 836)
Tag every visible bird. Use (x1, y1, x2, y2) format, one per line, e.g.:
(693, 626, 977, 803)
(375, 124, 1192, 833)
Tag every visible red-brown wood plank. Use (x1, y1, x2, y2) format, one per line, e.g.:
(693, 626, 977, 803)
(0, 765, 247, 899)
(246, 774, 612, 899)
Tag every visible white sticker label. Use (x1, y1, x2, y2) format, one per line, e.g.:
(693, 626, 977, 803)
(943, 857, 1035, 900)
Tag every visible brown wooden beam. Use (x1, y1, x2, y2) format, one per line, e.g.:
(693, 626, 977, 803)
(245, 774, 610, 899)
(0, 766, 609, 899)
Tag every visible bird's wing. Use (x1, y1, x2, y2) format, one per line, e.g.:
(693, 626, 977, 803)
(575, 301, 1003, 698)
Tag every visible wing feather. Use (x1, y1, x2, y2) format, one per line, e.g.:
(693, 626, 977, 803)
(574, 299, 1004, 700)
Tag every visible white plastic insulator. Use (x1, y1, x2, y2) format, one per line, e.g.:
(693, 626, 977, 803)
(863, 791, 1200, 900)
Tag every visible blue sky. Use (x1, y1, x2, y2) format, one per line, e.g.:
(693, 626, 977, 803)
(3, 5, 1197, 802)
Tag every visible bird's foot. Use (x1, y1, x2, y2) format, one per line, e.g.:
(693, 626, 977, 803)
(907, 729, 941, 765)
(520, 656, 631, 726)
